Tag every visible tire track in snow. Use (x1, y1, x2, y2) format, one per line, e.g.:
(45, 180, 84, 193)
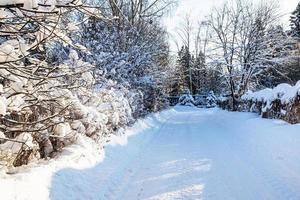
(120, 110, 208, 200)
(113, 113, 180, 200)
(100, 112, 177, 200)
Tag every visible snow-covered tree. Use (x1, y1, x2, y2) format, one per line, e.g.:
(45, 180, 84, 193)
(192, 51, 208, 94)
(0, 0, 105, 167)
(206, 0, 294, 110)
(80, 13, 170, 116)
(290, 3, 300, 37)
(176, 46, 192, 93)
(206, 91, 217, 108)
(253, 25, 298, 88)
(288, 3, 300, 85)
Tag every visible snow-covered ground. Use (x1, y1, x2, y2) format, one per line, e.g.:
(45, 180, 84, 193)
(2, 106, 300, 200)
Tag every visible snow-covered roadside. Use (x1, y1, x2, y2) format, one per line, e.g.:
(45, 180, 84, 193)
(0, 108, 177, 200)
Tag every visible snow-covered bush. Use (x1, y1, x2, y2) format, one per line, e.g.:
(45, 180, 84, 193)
(194, 94, 207, 107)
(194, 91, 217, 108)
(206, 91, 217, 108)
(0, 133, 39, 167)
(241, 81, 300, 123)
(178, 90, 195, 106)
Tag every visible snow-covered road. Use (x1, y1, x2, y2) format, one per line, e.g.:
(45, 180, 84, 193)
(50, 106, 300, 200)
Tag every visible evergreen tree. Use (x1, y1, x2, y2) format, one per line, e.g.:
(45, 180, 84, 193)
(290, 3, 300, 37)
(193, 51, 208, 94)
(289, 3, 300, 86)
(207, 66, 224, 95)
(176, 46, 192, 93)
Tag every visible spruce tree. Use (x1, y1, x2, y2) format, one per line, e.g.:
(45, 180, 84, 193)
(290, 3, 300, 37)
(177, 46, 192, 93)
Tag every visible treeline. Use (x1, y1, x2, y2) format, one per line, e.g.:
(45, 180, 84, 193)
(170, 0, 300, 111)
(0, 0, 173, 169)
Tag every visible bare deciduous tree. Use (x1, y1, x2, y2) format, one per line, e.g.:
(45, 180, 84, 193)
(207, 0, 291, 110)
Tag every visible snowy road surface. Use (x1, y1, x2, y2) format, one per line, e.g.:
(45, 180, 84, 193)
(49, 106, 300, 200)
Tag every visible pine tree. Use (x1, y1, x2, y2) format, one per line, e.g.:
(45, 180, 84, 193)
(193, 51, 208, 94)
(290, 3, 300, 37)
(176, 46, 192, 93)
(289, 3, 300, 86)
(254, 25, 296, 87)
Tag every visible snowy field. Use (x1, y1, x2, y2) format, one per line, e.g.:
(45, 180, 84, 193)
(2, 106, 300, 200)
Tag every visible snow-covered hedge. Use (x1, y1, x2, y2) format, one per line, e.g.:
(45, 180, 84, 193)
(242, 82, 300, 105)
(241, 81, 300, 123)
